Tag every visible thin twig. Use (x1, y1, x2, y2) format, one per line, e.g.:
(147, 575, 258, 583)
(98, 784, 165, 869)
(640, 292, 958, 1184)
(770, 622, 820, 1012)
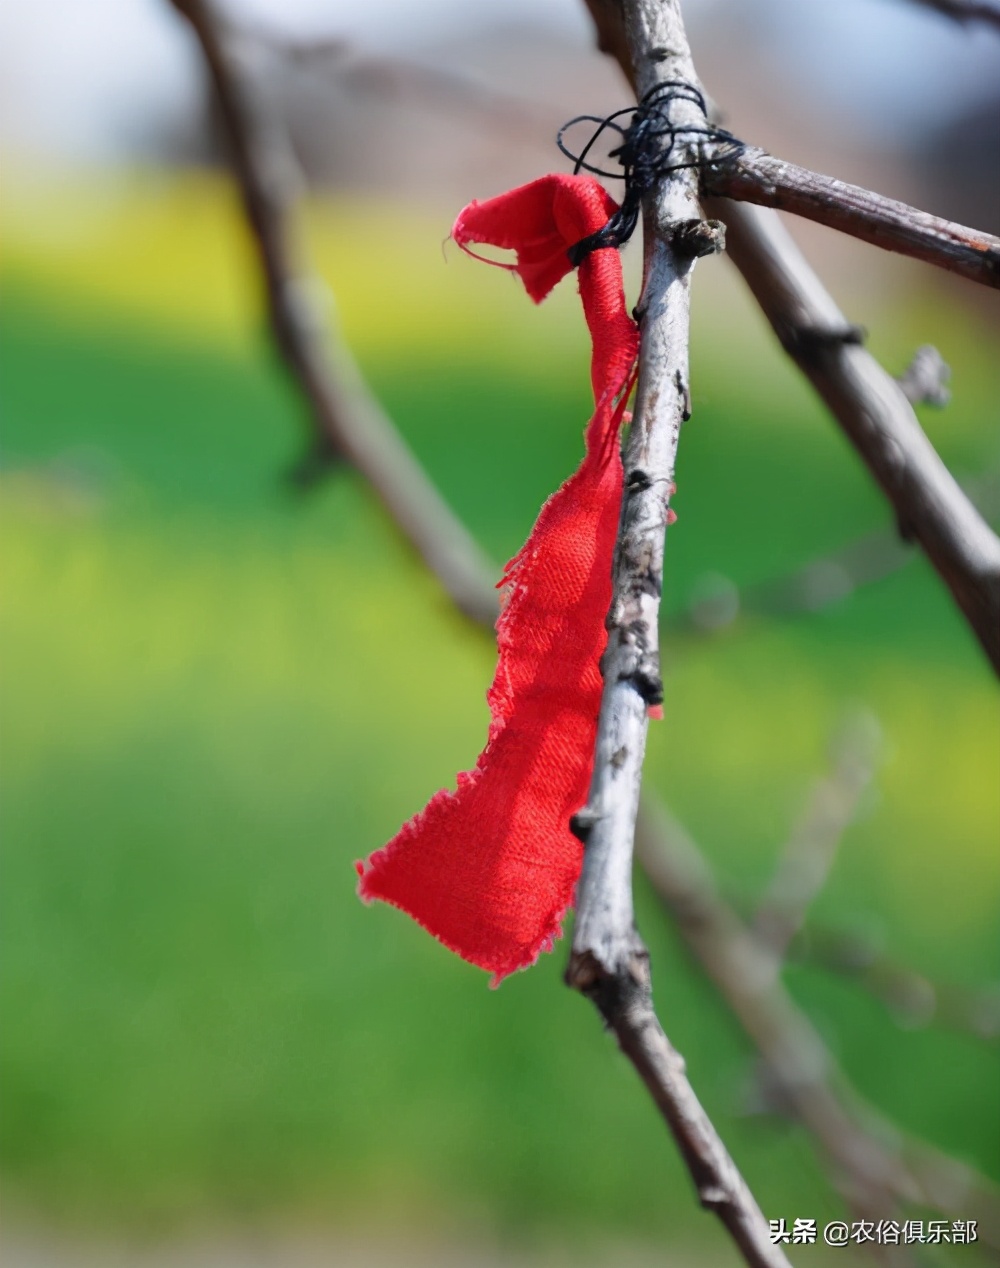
(670, 536, 908, 635)
(241, 28, 554, 137)
(566, 4, 790, 1265)
(799, 925, 1000, 1044)
(579, 0, 1000, 1240)
(635, 796, 1000, 1247)
(581, 3, 1000, 293)
(702, 197, 1000, 674)
(752, 710, 883, 961)
(216, 17, 548, 135)
(580, 0, 1000, 676)
(568, 5, 705, 991)
(185, 0, 1000, 664)
(172, 0, 788, 1259)
(904, 0, 1000, 29)
(700, 148, 1000, 290)
(172, 0, 997, 1255)
(169, 0, 499, 628)
(674, 466, 1000, 635)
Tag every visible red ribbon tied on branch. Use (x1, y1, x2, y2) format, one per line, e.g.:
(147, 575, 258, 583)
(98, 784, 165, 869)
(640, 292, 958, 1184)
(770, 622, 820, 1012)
(356, 174, 640, 985)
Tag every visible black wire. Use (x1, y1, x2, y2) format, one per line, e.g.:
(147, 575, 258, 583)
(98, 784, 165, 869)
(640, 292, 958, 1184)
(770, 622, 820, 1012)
(557, 82, 744, 266)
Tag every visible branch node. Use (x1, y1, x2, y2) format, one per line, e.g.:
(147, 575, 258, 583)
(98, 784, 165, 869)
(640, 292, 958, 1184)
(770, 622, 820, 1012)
(780, 323, 867, 360)
(566, 940, 651, 1018)
(896, 511, 919, 544)
(896, 344, 952, 407)
(570, 807, 601, 842)
(674, 368, 692, 420)
(625, 664, 665, 706)
(673, 216, 727, 258)
(565, 947, 606, 994)
(699, 1183, 731, 1209)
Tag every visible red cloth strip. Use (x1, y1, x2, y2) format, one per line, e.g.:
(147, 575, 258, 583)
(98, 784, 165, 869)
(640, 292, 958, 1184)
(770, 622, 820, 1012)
(357, 175, 639, 985)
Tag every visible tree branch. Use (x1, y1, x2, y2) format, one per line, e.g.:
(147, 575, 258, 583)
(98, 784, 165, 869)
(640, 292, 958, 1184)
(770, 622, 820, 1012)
(752, 711, 883, 962)
(168, 0, 499, 628)
(672, 466, 999, 637)
(186, 0, 1000, 663)
(568, 1, 703, 991)
(236, 24, 554, 139)
(801, 924, 1000, 1043)
(566, 4, 790, 1265)
(171, 1, 787, 1260)
(701, 148, 1000, 290)
(702, 196, 1000, 674)
(635, 796, 1000, 1247)
(171, 0, 997, 1257)
(905, 0, 1000, 29)
(580, 0, 1000, 676)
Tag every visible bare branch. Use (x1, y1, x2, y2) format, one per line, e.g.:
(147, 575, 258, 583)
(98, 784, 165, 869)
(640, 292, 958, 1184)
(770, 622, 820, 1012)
(586, 960, 798, 1267)
(752, 711, 883, 961)
(676, 467, 1000, 643)
(585, 1, 1000, 293)
(580, 0, 635, 72)
(682, 534, 914, 636)
(636, 798, 904, 1221)
(701, 148, 1000, 290)
(635, 796, 1000, 1246)
(569, 0, 704, 991)
(173, 0, 997, 1256)
(236, 24, 553, 138)
(580, 0, 1000, 675)
(172, 1, 787, 1258)
(801, 925, 1000, 1044)
(905, 0, 1000, 29)
(567, 5, 790, 1265)
(701, 197, 1000, 674)
(168, 0, 499, 628)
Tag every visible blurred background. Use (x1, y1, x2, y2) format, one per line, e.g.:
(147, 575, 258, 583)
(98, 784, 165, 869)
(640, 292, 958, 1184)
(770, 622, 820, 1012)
(1, 1, 998, 1265)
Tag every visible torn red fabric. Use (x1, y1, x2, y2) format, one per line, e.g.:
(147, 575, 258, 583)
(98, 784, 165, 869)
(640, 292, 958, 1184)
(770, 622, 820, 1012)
(357, 174, 639, 985)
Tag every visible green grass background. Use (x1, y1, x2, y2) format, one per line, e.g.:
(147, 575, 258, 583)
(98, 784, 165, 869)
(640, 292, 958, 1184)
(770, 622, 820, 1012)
(1, 169, 998, 1257)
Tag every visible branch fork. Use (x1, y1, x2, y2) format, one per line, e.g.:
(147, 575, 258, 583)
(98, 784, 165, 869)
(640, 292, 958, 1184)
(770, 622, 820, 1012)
(171, 0, 1000, 1262)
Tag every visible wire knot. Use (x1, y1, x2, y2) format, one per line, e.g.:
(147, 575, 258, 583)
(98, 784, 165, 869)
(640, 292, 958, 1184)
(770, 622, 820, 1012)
(558, 82, 743, 266)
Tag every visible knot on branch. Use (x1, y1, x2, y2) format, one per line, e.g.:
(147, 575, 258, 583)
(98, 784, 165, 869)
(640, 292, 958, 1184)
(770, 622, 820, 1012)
(674, 217, 726, 259)
(569, 807, 600, 843)
(565, 941, 652, 1023)
(558, 82, 744, 264)
(779, 322, 867, 360)
(627, 661, 665, 706)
